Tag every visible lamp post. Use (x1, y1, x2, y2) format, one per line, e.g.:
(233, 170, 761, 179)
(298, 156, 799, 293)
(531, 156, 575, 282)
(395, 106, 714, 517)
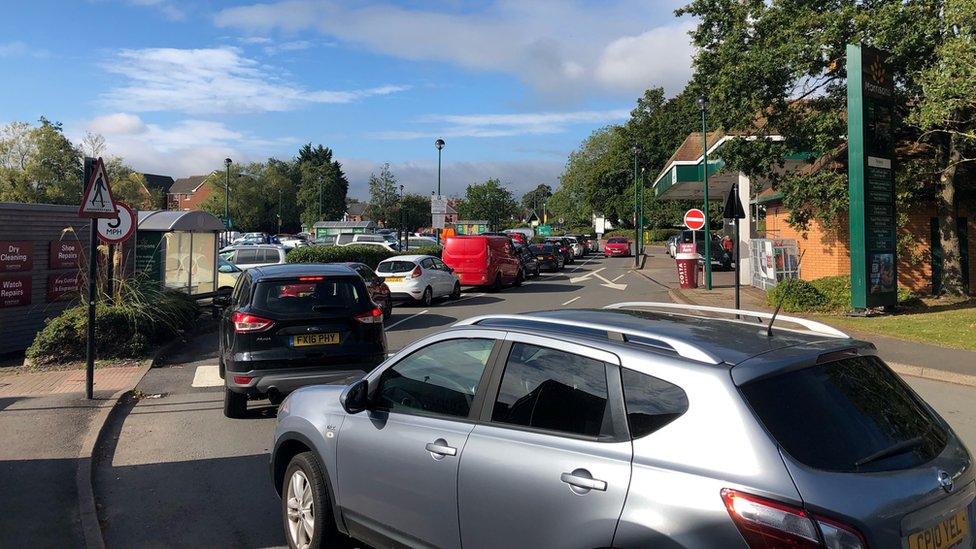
(318, 169, 323, 222)
(223, 158, 232, 230)
(697, 95, 713, 290)
(435, 138, 445, 244)
(278, 187, 283, 234)
(399, 184, 405, 250)
(632, 144, 641, 268)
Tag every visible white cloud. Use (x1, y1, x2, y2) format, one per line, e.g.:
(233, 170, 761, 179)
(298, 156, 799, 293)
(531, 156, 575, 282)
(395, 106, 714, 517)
(0, 41, 50, 58)
(121, 0, 185, 21)
(214, 0, 694, 99)
(79, 113, 296, 177)
(371, 109, 629, 140)
(100, 47, 408, 114)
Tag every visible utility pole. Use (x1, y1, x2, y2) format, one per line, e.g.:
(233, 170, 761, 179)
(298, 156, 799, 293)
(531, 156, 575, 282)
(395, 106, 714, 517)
(632, 144, 641, 268)
(697, 96, 713, 290)
(318, 170, 323, 221)
(223, 158, 232, 230)
(278, 187, 283, 234)
(435, 138, 445, 244)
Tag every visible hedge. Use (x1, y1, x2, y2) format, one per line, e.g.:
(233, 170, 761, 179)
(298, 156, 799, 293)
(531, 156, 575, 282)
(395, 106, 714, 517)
(287, 244, 443, 269)
(26, 288, 198, 364)
(765, 275, 920, 312)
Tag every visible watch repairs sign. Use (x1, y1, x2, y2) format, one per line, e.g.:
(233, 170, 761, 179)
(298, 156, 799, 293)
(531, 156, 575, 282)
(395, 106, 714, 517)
(847, 44, 897, 309)
(0, 275, 31, 308)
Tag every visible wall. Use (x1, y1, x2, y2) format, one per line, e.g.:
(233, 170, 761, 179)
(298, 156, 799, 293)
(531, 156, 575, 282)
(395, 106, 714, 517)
(763, 202, 975, 295)
(168, 183, 211, 211)
(0, 202, 137, 356)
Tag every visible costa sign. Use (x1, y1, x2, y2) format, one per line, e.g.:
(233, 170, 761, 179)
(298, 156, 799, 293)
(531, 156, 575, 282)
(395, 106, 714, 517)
(684, 209, 706, 231)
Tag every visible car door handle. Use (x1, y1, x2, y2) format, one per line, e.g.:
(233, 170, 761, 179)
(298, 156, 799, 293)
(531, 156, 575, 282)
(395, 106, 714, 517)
(425, 441, 457, 457)
(560, 472, 607, 492)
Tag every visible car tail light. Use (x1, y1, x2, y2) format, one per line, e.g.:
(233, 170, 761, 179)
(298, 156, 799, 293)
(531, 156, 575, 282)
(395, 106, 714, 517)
(298, 276, 324, 281)
(232, 312, 274, 333)
(233, 375, 252, 384)
(815, 515, 866, 549)
(410, 265, 422, 278)
(354, 307, 384, 324)
(721, 489, 821, 548)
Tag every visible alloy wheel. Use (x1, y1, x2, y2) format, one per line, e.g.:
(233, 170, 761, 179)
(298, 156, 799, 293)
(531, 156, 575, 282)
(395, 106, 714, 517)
(286, 469, 315, 549)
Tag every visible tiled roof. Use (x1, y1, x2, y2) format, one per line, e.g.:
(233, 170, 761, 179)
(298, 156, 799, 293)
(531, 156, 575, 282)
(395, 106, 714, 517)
(141, 173, 175, 192)
(169, 175, 208, 194)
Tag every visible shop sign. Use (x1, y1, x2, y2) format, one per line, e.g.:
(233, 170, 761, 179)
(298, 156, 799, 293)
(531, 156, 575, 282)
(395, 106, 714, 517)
(0, 241, 33, 272)
(847, 44, 897, 308)
(50, 240, 82, 269)
(0, 275, 31, 307)
(48, 271, 82, 302)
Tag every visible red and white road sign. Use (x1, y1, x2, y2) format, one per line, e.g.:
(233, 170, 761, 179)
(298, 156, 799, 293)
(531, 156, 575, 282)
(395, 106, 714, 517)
(684, 208, 706, 231)
(96, 202, 136, 244)
(79, 157, 118, 218)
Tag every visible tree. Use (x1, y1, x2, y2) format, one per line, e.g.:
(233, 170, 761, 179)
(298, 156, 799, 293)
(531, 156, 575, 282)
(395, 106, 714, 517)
(0, 121, 34, 171)
(368, 163, 399, 226)
(295, 144, 348, 229)
(521, 184, 552, 212)
(103, 157, 152, 209)
(80, 131, 106, 158)
(457, 179, 519, 230)
(202, 162, 279, 232)
(676, 0, 971, 293)
(393, 193, 432, 233)
(24, 117, 83, 205)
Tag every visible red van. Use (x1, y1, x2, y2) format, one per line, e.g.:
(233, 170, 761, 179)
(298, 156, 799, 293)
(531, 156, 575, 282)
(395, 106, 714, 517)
(442, 235, 523, 291)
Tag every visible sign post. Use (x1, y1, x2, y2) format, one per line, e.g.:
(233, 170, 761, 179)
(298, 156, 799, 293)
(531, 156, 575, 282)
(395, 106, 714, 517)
(684, 208, 706, 231)
(847, 44, 897, 311)
(79, 157, 118, 399)
(723, 189, 746, 312)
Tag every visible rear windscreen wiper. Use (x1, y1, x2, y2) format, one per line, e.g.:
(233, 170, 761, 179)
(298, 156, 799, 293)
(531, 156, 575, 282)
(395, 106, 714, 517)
(854, 436, 924, 468)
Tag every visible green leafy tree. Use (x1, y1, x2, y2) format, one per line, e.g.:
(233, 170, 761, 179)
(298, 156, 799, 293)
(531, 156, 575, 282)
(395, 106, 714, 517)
(25, 117, 83, 204)
(103, 157, 152, 210)
(368, 163, 399, 226)
(202, 162, 279, 232)
(295, 144, 348, 229)
(521, 184, 552, 212)
(457, 178, 519, 230)
(392, 193, 433, 233)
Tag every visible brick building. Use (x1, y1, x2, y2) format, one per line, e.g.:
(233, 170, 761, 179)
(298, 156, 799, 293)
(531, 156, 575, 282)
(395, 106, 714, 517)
(653, 130, 974, 295)
(167, 175, 210, 211)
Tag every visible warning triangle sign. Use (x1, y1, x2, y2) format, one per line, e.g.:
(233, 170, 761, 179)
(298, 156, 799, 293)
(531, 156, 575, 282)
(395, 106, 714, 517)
(723, 189, 745, 220)
(79, 158, 118, 219)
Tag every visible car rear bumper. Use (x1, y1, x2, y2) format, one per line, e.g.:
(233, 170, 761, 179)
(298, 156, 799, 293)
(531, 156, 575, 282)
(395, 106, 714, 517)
(390, 290, 424, 301)
(457, 272, 491, 286)
(226, 366, 370, 395)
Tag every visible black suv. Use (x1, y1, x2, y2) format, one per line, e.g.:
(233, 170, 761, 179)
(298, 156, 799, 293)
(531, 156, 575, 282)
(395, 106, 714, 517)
(217, 264, 387, 418)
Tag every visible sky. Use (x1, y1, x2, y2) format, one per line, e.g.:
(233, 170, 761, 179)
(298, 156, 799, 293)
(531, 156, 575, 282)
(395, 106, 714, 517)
(0, 0, 696, 200)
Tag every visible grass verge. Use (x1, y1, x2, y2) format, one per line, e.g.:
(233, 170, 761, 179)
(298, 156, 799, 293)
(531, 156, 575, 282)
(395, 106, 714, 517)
(816, 306, 976, 351)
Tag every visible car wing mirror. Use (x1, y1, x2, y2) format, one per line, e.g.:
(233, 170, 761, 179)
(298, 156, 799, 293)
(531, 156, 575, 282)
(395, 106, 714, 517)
(213, 289, 231, 308)
(340, 379, 369, 414)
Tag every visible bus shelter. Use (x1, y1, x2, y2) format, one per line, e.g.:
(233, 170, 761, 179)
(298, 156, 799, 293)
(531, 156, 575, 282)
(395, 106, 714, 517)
(135, 210, 224, 296)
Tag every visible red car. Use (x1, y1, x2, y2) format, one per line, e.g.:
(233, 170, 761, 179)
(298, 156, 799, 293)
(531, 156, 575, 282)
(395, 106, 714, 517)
(342, 262, 393, 321)
(442, 235, 523, 291)
(604, 237, 632, 257)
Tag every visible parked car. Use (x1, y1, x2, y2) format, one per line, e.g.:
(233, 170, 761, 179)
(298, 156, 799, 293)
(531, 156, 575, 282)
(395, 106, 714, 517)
(276, 234, 308, 249)
(604, 237, 631, 257)
(340, 241, 397, 252)
(216, 264, 387, 418)
(375, 255, 461, 306)
(342, 262, 393, 321)
(217, 256, 242, 293)
(271, 303, 973, 549)
(513, 244, 541, 278)
(504, 227, 535, 244)
(579, 234, 599, 254)
(679, 229, 733, 270)
(545, 237, 575, 265)
(529, 242, 564, 271)
(403, 236, 438, 250)
(219, 244, 288, 269)
(442, 235, 523, 291)
(565, 236, 584, 258)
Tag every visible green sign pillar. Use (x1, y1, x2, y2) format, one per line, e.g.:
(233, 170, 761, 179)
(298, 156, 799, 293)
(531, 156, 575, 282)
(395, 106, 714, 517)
(847, 44, 898, 310)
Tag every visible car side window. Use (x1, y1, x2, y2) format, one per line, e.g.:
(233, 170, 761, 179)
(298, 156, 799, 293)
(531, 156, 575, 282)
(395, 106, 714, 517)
(421, 258, 436, 269)
(492, 343, 614, 439)
(233, 274, 251, 307)
(373, 338, 495, 419)
(620, 369, 688, 439)
(236, 249, 258, 264)
(433, 258, 448, 271)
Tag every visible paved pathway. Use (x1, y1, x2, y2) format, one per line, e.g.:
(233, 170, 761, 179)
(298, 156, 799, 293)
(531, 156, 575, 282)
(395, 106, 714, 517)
(0, 365, 144, 397)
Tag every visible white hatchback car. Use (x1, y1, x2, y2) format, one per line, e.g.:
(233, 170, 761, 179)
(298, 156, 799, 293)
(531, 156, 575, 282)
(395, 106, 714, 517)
(375, 255, 461, 306)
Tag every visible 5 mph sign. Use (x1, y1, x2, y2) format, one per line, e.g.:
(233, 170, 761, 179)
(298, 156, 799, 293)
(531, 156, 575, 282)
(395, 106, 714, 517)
(96, 202, 136, 244)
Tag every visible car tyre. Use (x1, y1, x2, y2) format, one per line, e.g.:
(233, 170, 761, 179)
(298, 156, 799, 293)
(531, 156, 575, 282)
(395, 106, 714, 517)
(419, 287, 433, 306)
(223, 387, 247, 419)
(282, 452, 340, 549)
(513, 269, 524, 287)
(382, 300, 392, 321)
(491, 274, 503, 292)
(450, 282, 461, 300)
(534, 265, 541, 278)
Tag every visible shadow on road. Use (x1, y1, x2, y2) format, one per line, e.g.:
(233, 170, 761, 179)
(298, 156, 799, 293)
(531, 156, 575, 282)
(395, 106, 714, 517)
(386, 313, 457, 332)
(509, 283, 582, 294)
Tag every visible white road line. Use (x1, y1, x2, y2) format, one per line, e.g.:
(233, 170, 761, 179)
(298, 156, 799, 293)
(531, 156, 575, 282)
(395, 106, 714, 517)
(569, 255, 598, 273)
(612, 273, 626, 282)
(191, 365, 223, 388)
(385, 309, 429, 330)
(453, 292, 485, 304)
(561, 296, 581, 306)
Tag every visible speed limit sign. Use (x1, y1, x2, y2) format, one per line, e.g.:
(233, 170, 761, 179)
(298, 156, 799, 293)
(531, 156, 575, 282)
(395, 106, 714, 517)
(96, 202, 136, 244)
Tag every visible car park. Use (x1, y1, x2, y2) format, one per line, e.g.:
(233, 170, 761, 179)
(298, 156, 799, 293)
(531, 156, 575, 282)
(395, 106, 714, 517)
(271, 302, 973, 549)
(343, 262, 393, 321)
(545, 237, 575, 265)
(216, 264, 387, 418)
(442, 235, 523, 291)
(219, 244, 288, 269)
(341, 241, 397, 252)
(513, 244, 541, 278)
(604, 237, 631, 257)
(217, 256, 243, 293)
(375, 255, 461, 306)
(529, 242, 564, 271)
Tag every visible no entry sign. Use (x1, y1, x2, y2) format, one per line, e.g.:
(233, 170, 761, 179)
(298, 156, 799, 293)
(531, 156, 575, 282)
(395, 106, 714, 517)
(684, 208, 706, 231)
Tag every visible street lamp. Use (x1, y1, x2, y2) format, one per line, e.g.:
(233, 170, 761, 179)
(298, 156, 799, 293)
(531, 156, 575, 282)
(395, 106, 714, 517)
(697, 95, 712, 290)
(223, 158, 232, 230)
(399, 184, 405, 250)
(435, 138, 445, 244)
(632, 144, 641, 267)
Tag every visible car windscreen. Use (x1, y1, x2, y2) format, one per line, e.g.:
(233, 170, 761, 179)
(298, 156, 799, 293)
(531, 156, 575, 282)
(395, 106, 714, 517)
(740, 355, 948, 473)
(607, 237, 627, 243)
(529, 244, 551, 253)
(377, 260, 417, 274)
(252, 277, 365, 315)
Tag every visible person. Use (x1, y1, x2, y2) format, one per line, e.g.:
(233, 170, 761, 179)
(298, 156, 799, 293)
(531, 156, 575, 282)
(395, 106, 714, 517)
(721, 235, 734, 252)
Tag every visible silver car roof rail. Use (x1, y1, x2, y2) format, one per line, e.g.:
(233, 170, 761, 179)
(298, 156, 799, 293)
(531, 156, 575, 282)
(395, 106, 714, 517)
(454, 314, 723, 365)
(603, 302, 850, 339)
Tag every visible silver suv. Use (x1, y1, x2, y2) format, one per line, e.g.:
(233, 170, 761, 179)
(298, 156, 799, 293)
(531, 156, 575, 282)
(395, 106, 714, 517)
(271, 303, 974, 549)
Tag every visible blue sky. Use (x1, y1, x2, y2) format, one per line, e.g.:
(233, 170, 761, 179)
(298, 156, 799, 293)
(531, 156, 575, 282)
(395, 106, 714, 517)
(0, 0, 695, 199)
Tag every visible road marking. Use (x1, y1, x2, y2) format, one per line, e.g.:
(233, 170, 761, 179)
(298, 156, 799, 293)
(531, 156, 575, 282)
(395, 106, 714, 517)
(569, 267, 627, 290)
(385, 309, 429, 330)
(453, 292, 485, 304)
(612, 273, 626, 282)
(569, 255, 598, 273)
(191, 365, 223, 388)
(570, 267, 605, 283)
(561, 296, 581, 306)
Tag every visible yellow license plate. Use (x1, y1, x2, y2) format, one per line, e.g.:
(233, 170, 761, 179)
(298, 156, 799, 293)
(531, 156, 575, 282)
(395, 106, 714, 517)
(537, 256, 545, 260)
(385, 277, 404, 283)
(907, 510, 969, 549)
(292, 333, 340, 347)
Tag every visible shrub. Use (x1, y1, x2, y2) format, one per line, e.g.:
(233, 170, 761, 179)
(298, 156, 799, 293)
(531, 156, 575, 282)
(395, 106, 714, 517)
(287, 245, 397, 269)
(411, 246, 442, 258)
(646, 228, 680, 243)
(767, 274, 921, 312)
(26, 287, 198, 365)
(602, 229, 637, 241)
(765, 278, 828, 312)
